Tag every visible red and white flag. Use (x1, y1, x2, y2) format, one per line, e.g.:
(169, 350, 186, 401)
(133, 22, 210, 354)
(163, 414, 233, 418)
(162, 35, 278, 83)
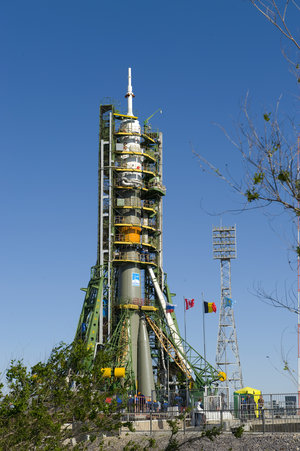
(185, 298, 195, 310)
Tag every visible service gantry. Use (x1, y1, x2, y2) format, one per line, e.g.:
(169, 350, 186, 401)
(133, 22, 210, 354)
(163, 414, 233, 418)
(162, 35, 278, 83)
(74, 69, 223, 400)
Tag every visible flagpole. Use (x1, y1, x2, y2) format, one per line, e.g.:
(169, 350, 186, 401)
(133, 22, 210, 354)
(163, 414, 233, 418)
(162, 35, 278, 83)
(184, 296, 186, 345)
(202, 292, 206, 362)
(183, 297, 188, 407)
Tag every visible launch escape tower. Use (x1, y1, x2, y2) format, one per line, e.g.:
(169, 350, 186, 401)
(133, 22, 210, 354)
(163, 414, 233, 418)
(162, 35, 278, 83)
(213, 225, 243, 398)
(75, 69, 223, 399)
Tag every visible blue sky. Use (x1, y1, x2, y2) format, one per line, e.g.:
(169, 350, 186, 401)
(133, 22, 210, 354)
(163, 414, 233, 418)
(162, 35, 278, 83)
(0, 0, 299, 394)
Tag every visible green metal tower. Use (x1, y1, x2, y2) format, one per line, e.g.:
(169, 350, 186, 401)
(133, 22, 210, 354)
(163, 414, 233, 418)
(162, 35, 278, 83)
(75, 69, 222, 400)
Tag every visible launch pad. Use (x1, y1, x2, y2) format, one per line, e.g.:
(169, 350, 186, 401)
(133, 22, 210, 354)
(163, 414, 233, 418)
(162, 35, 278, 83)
(74, 69, 223, 400)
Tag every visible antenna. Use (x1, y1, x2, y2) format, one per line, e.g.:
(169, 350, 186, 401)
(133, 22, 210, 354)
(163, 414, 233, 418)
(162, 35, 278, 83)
(125, 67, 135, 116)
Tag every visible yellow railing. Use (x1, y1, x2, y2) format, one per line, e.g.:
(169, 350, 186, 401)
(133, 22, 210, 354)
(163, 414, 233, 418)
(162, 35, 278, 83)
(114, 199, 156, 212)
(114, 161, 156, 173)
(119, 297, 154, 307)
(114, 234, 157, 248)
(113, 252, 156, 264)
(115, 149, 156, 161)
(114, 216, 157, 230)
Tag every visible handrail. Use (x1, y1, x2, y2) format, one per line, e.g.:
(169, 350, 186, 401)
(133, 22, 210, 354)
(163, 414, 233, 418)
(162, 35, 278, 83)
(119, 297, 154, 307)
(114, 235, 157, 248)
(113, 252, 156, 263)
(114, 216, 157, 230)
(114, 161, 156, 172)
(114, 199, 157, 211)
(115, 149, 156, 161)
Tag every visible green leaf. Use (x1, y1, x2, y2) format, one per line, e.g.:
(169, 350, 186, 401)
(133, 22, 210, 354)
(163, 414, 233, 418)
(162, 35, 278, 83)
(245, 189, 259, 202)
(277, 171, 290, 183)
(253, 172, 264, 185)
(0, 341, 127, 449)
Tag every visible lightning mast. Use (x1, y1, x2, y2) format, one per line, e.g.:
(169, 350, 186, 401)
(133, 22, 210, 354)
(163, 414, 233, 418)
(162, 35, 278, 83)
(213, 225, 243, 399)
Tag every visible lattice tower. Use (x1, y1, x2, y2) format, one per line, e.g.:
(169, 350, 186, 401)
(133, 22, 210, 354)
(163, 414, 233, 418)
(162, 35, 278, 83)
(213, 225, 243, 399)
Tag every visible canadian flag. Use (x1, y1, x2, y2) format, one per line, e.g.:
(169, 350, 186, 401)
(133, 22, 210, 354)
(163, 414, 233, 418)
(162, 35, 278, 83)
(185, 298, 195, 310)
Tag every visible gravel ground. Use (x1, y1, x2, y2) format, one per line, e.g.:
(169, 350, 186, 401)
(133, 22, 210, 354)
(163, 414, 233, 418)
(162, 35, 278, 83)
(100, 431, 300, 450)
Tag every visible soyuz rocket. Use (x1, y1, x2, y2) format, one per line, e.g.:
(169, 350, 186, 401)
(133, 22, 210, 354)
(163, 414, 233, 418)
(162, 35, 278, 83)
(75, 69, 219, 398)
(116, 68, 156, 397)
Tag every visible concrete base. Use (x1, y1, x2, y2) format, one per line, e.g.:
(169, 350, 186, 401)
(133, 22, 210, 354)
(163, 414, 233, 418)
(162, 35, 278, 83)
(251, 420, 300, 433)
(121, 419, 183, 433)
